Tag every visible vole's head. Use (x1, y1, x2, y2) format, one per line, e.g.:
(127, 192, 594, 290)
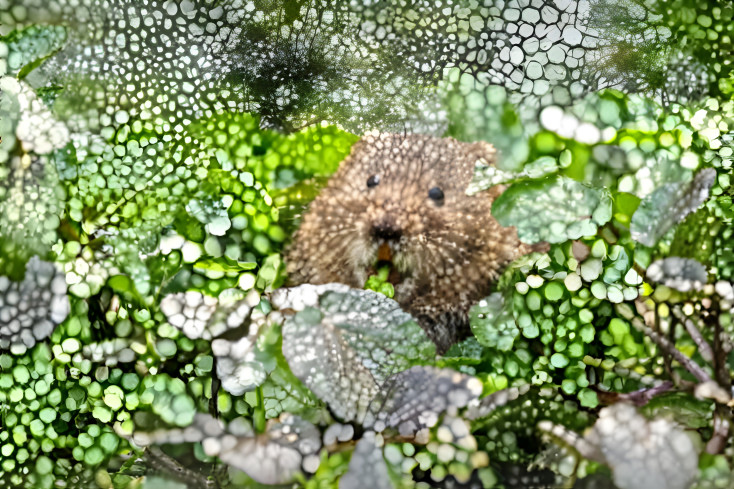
(286, 132, 501, 300)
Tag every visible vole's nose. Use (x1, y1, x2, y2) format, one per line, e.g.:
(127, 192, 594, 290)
(371, 218, 402, 241)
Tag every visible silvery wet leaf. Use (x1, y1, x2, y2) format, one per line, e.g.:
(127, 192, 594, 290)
(133, 412, 321, 485)
(339, 432, 392, 489)
(161, 289, 275, 394)
(277, 285, 482, 435)
(491, 176, 613, 244)
(369, 365, 483, 435)
(465, 384, 532, 421)
(647, 257, 708, 292)
(0, 256, 69, 354)
(631, 168, 716, 247)
(540, 403, 699, 489)
(468, 155, 559, 193)
(276, 284, 435, 384)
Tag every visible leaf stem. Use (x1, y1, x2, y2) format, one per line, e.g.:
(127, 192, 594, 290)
(253, 386, 266, 433)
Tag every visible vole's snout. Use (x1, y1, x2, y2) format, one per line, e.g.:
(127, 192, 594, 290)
(370, 217, 402, 241)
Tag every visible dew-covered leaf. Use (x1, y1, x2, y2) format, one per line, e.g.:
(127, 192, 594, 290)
(469, 292, 519, 351)
(339, 432, 393, 489)
(0, 256, 69, 354)
(133, 412, 321, 485)
(161, 289, 277, 394)
(0, 25, 67, 78)
(468, 156, 559, 193)
(258, 361, 323, 420)
(369, 365, 483, 435)
(0, 78, 69, 277)
(274, 284, 436, 385)
(276, 285, 480, 434)
(631, 169, 716, 247)
(492, 176, 613, 244)
(212, 414, 322, 485)
(281, 304, 382, 424)
(541, 403, 699, 489)
(647, 257, 708, 292)
(465, 384, 532, 421)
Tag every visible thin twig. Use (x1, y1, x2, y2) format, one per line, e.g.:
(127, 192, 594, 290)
(615, 381, 675, 406)
(671, 306, 714, 363)
(712, 306, 732, 388)
(629, 314, 714, 385)
(145, 446, 216, 489)
(647, 301, 675, 382)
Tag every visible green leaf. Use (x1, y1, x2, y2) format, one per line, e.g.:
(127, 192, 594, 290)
(469, 293, 519, 351)
(364, 265, 395, 298)
(469, 155, 559, 192)
(492, 176, 613, 244)
(192, 258, 257, 274)
(1, 25, 67, 78)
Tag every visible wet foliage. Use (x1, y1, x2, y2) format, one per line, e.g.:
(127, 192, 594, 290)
(1, 0, 734, 488)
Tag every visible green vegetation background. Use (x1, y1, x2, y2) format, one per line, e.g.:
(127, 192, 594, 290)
(0, 1, 733, 488)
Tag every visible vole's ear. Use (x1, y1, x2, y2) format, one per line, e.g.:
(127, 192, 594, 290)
(464, 140, 498, 167)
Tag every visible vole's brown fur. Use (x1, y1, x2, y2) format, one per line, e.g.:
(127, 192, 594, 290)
(286, 132, 531, 353)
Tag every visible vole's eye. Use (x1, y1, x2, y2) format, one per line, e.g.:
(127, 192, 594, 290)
(367, 174, 380, 188)
(428, 186, 444, 203)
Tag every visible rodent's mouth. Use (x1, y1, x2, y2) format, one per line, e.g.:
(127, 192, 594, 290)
(368, 242, 404, 286)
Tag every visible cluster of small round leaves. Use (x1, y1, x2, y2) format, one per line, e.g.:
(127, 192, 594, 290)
(0, 343, 129, 488)
(441, 73, 531, 170)
(472, 387, 593, 465)
(0, 77, 69, 154)
(540, 403, 699, 489)
(161, 289, 259, 341)
(518, 90, 733, 213)
(52, 241, 108, 300)
(711, 225, 734, 282)
(691, 454, 734, 489)
(399, 416, 491, 486)
(470, 244, 646, 404)
(71, 424, 120, 468)
(0, 256, 69, 354)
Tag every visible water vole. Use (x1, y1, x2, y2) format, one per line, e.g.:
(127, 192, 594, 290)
(286, 132, 531, 353)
